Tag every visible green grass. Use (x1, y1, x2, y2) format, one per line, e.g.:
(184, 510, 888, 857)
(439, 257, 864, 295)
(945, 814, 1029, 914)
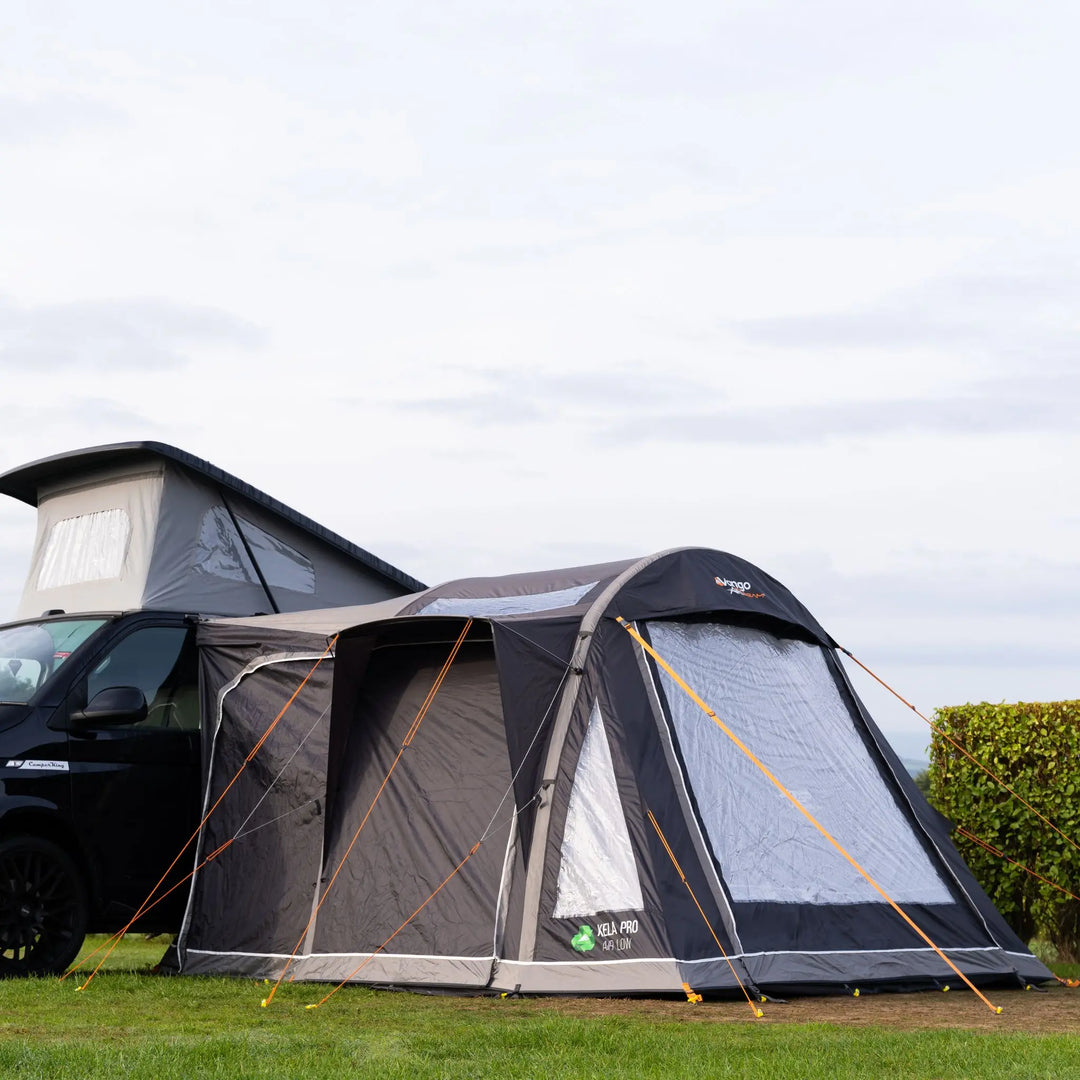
(0, 938, 1077, 1079)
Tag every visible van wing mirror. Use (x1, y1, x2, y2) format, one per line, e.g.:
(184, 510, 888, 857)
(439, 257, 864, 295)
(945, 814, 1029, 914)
(71, 686, 148, 726)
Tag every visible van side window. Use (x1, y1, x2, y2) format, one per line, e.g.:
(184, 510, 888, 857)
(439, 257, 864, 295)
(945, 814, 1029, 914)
(81, 626, 199, 731)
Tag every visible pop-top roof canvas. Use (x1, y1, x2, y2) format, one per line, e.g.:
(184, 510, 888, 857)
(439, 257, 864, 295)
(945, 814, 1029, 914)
(0, 442, 425, 619)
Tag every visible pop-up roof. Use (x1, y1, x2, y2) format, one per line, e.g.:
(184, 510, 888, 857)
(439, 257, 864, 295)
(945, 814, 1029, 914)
(0, 442, 425, 620)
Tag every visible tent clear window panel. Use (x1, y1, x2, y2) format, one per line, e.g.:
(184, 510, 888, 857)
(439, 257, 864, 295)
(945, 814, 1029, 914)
(646, 621, 952, 906)
(36, 509, 131, 589)
(554, 700, 644, 918)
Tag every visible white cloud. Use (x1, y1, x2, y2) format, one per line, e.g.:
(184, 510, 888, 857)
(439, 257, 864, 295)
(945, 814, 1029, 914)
(914, 169, 1080, 232)
(0, 296, 264, 370)
(0, 0, 1078, 753)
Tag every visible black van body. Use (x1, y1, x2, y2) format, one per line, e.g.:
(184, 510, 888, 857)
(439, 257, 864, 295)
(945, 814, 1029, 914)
(0, 609, 203, 974)
(0, 442, 426, 975)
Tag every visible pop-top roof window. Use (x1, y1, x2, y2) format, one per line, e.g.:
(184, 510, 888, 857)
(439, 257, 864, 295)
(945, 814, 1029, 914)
(193, 507, 316, 594)
(36, 509, 131, 590)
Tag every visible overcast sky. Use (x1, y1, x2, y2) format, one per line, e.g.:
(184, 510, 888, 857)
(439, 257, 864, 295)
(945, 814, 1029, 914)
(2, 1, 1077, 759)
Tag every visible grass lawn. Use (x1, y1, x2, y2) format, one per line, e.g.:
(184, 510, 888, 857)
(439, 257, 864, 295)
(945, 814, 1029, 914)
(1, 938, 1078, 1079)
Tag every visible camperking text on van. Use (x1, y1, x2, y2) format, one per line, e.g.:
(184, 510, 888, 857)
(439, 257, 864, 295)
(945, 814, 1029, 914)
(0, 443, 423, 974)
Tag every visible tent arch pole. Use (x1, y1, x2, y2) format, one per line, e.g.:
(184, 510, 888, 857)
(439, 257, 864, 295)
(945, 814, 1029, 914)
(516, 548, 689, 966)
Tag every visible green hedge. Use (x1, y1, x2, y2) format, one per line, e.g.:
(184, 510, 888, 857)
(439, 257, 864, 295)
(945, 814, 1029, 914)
(929, 700, 1080, 960)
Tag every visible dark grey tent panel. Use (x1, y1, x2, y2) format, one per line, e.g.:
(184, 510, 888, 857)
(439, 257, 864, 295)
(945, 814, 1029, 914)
(0, 442, 424, 619)
(177, 548, 1051, 994)
(309, 632, 514, 985)
(179, 621, 339, 964)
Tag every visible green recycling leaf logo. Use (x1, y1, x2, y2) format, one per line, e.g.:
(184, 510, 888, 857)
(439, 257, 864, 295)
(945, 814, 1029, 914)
(571, 925, 595, 952)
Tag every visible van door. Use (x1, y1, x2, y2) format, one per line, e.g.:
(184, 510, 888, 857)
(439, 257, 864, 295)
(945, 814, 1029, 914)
(64, 621, 200, 929)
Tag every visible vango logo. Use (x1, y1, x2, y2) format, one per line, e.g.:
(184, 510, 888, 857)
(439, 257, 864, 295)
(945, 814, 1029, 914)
(715, 576, 765, 599)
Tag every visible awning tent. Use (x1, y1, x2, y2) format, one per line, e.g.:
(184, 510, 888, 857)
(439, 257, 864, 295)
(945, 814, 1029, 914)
(176, 548, 1050, 995)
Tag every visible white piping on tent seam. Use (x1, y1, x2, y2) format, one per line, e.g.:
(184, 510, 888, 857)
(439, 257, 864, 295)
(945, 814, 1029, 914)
(711, 946, 1031, 961)
(517, 548, 687, 965)
(187, 949, 503, 961)
(634, 628, 743, 955)
(176, 649, 334, 967)
(182, 945, 1031, 964)
(830, 652, 1013, 960)
(491, 808, 518, 964)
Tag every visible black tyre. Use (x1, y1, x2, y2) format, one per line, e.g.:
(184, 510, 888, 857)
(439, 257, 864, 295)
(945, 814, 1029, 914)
(0, 836, 88, 976)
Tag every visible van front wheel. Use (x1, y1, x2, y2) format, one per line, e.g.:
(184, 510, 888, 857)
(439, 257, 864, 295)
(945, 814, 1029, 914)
(0, 836, 88, 976)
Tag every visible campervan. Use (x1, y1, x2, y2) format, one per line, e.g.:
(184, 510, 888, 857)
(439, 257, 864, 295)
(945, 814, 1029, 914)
(0, 443, 423, 974)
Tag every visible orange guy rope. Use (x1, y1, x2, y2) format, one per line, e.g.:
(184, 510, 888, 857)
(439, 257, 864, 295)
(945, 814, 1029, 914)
(842, 649, 1080, 860)
(647, 810, 763, 1018)
(618, 618, 1002, 1015)
(305, 787, 538, 1009)
(70, 636, 338, 990)
(261, 619, 474, 1007)
(65, 838, 236, 977)
(954, 826, 1080, 989)
(955, 827, 1080, 905)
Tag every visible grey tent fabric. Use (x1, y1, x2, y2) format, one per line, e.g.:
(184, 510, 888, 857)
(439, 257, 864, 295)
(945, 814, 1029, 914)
(176, 548, 1051, 995)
